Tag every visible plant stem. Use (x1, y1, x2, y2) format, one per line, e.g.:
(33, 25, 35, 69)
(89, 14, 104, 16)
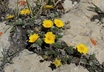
(78, 54, 83, 65)
(26, 0, 33, 17)
(16, 0, 19, 19)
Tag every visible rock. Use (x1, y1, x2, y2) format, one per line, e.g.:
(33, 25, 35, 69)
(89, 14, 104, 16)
(4, 49, 52, 72)
(82, 0, 104, 12)
(8, 0, 36, 9)
(63, 0, 73, 12)
(95, 42, 104, 64)
(61, 0, 104, 63)
(69, 64, 88, 72)
(4, 49, 89, 72)
(63, 0, 80, 13)
(0, 22, 10, 57)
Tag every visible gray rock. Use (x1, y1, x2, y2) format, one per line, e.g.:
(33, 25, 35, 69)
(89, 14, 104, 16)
(69, 64, 88, 72)
(95, 42, 104, 64)
(4, 49, 88, 72)
(8, 0, 36, 9)
(4, 49, 52, 72)
(63, 0, 73, 12)
(0, 22, 10, 57)
(61, 0, 104, 63)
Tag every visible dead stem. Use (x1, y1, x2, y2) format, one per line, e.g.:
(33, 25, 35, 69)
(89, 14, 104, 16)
(26, 0, 33, 17)
(54, 0, 61, 7)
(36, 1, 46, 16)
(16, 0, 19, 19)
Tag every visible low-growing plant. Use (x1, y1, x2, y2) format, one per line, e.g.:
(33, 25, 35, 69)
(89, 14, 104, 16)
(1, 0, 104, 72)
(88, 3, 104, 23)
(0, 48, 17, 72)
(0, 0, 9, 21)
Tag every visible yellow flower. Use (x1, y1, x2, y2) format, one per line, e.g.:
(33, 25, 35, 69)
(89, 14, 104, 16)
(54, 19, 64, 27)
(44, 5, 54, 9)
(42, 20, 53, 28)
(29, 33, 39, 43)
(6, 15, 14, 19)
(76, 44, 88, 54)
(20, 8, 31, 15)
(44, 32, 55, 44)
(62, 8, 65, 13)
(53, 58, 62, 67)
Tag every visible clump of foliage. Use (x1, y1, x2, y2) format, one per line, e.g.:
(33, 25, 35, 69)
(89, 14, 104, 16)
(88, 3, 104, 23)
(0, 0, 9, 21)
(0, 0, 104, 72)
(0, 49, 17, 72)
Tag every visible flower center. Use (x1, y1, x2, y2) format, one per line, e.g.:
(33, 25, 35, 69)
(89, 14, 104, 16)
(80, 47, 84, 51)
(47, 37, 51, 40)
(46, 23, 50, 26)
(55, 61, 59, 65)
(57, 22, 60, 25)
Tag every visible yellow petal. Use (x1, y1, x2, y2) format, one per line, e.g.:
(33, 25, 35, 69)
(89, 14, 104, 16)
(54, 19, 64, 27)
(44, 5, 54, 9)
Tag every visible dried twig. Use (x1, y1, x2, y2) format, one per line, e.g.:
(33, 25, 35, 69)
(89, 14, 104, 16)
(36, 1, 46, 16)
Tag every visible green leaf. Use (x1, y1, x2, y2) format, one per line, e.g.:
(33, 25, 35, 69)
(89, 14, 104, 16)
(5, 22, 13, 25)
(67, 57, 72, 64)
(65, 46, 73, 54)
(32, 43, 39, 47)
(57, 34, 63, 38)
(61, 56, 68, 63)
(61, 41, 68, 48)
(80, 59, 87, 64)
(87, 67, 95, 72)
(51, 27, 58, 33)
(58, 29, 63, 33)
(52, 42, 62, 49)
(92, 3, 104, 13)
(30, 16, 36, 23)
(10, 26, 15, 33)
(53, 51, 59, 57)
(92, 62, 96, 67)
(39, 32, 45, 37)
(89, 54, 95, 60)
(27, 30, 34, 34)
(43, 55, 48, 59)
(36, 38, 43, 45)
(14, 20, 23, 25)
(7, 60, 14, 64)
(45, 50, 54, 55)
